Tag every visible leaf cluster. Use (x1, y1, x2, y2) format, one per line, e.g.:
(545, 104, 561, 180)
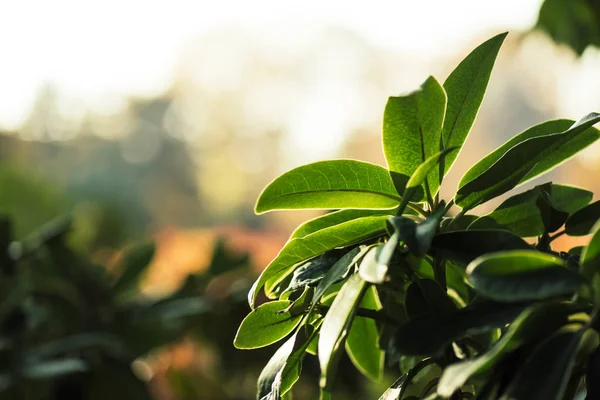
(236, 32, 600, 400)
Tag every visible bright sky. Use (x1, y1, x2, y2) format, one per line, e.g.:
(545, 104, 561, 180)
(0, 0, 543, 131)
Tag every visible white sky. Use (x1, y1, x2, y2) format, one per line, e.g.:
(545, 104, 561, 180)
(0, 0, 543, 130)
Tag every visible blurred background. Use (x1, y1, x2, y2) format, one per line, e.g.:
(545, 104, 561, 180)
(2, 0, 600, 398)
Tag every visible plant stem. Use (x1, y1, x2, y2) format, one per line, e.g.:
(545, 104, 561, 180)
(549, 229, 566, 242)
(314, 304, 399, 325)
(424, 178, 435, 211)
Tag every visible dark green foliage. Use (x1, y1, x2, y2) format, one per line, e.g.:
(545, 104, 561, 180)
(0, 215, 249, 399)
(236, 32, 600, 400)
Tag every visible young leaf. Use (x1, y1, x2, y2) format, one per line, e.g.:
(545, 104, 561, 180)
(248, 216, 388, 308)
(398, 148, 457, 212)
(113, 241, 155, 294)
(468, 183, 592, 237)
(383, 76, 447, 197)
(565, 200, 600, 236)
(255, 160, 401, 214)
(344, 286, 384, 381)
(502, 326, 594, 400)
(291, 209, 395, 240)
(441, 32, 507, 181)
(456, 114, 600, 210)
(282, 251, 345, 294)
(437, 302, 573, 396)
(359, 234, 398, 284)
(393, 301, 527, 356)
(466, 250, 584, 302)
(318, 273, 367, 390)
(234, 300, 304, 349)
(431, 230, 530, 266)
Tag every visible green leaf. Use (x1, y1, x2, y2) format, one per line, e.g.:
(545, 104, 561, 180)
(431, 230, 530, 266)
(383, 76, 447, 197)
(398, 148, 457, 212)
(393, 301, 527, 356)
(280, 324, 319, 396)
(255, 160, 400, 214)
(310, 246, 370, 313)
(291, 209, 395, 240)
(456, 114, 600, 210)
(581, 220, 600, 281)
(234, 300, 304, 349)
(358, 234, 398, 284)
(501, 326, 593, 400)
(318, 273, 367, 390)
(379, 375, 406, 400)
(404, 279, 456, 319)
(441, 32, 507, 182)
(22, 358, 88, 379)
(536, 190, 569, 233)
(390, 204, 446, 256)
(257, 334, 296, 400)
(282, 251, 345, 294)
(466, 250, 584, 302)
(438, 302, 573, 396)
(258, 325, 317, 399)
(565, 200, 600, 236)
(468, 183, 592, 237)
(345, 286, 384, 381)
(113, 241, 155, 294)
(248, 216, 388, 308)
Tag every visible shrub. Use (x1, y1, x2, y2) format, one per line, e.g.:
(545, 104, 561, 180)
(0, 215, 248, 399)
(235, 32, 600, 400)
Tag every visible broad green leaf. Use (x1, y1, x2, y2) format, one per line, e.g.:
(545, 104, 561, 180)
(398, 148, 457, 212)
(456, 114, 600, 210)
(466, 250, 584, 302)
(234, 300, 303, 349)
(248, 216, 388, 308)
(565, 200, 600, 236)
(383, 76, 447, 197)
(113, 241, 155, 294)
(255, 160, 400, 214)
(291, 209, 395, 240)
(431, 230, 530, 266)
(501, 326, 594, 400)
(581, 220, 600, 281)
(441, 33, 507, 182)
(393, 301, 527, 356)
(441, 214, 478, 232)
(345, 286, 384, 381)
(438, 302, 573, 396)
(319, 273, 367, 390)
(468, 183, 592, 237)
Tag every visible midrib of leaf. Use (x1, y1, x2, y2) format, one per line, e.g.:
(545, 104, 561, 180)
(270, 188, 401, 202)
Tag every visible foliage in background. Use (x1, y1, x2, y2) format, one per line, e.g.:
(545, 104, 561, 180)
(0, 213, 254, 399)
(236, 32, 600, 399)
(536, 0, 600, 55)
